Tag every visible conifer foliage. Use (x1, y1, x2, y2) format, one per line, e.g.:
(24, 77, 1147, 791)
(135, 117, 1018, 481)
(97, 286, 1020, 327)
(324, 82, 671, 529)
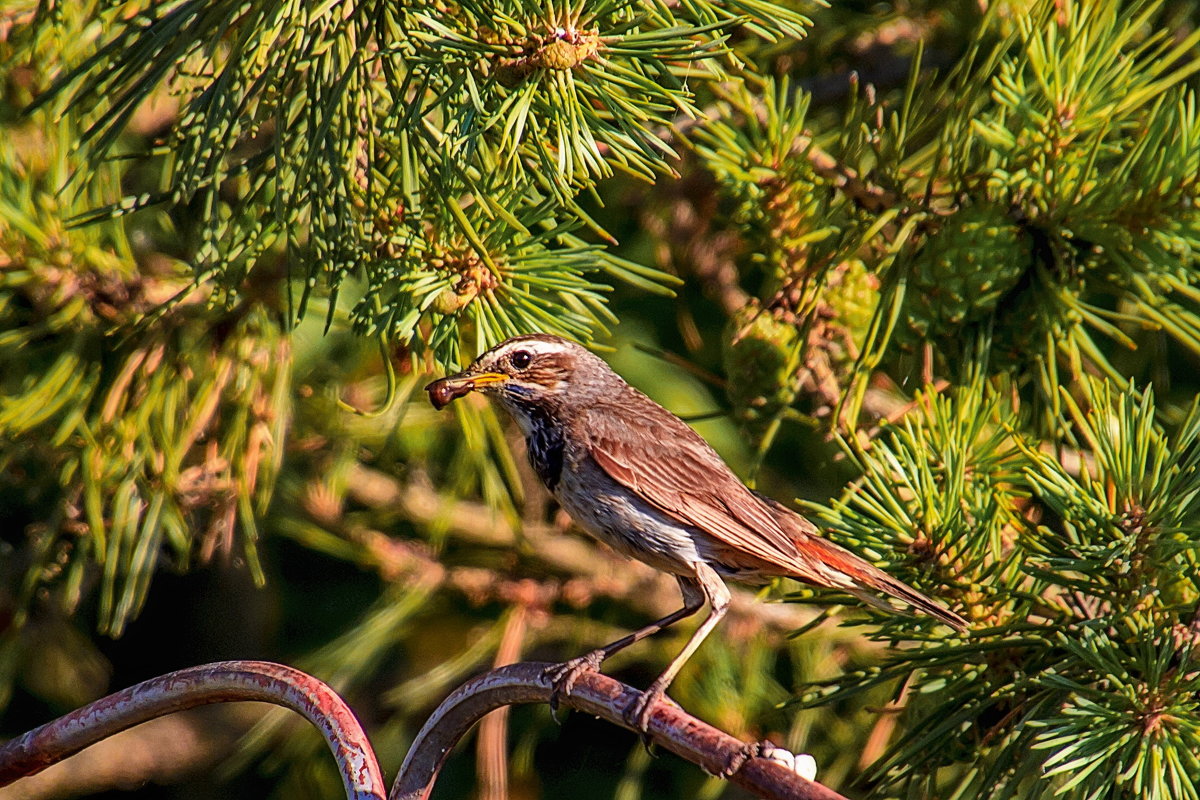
(3, 1, 1200, 799)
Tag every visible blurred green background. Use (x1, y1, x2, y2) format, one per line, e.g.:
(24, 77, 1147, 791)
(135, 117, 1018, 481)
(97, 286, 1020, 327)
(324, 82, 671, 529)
(4, 1, 1200, 799)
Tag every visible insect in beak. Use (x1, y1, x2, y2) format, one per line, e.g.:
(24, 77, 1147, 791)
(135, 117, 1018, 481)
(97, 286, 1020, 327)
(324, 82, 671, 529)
(425, 372, 508, 410)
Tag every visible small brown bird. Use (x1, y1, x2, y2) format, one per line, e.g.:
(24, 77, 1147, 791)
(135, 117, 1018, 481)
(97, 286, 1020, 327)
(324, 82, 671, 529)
(426, 334, 966, 731)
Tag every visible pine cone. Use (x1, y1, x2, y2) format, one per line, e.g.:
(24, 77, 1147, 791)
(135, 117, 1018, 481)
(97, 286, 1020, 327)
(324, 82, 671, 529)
(823, 259, 879, 348)
(903, 205, 1032, 341)
(723, 304, 801, 435)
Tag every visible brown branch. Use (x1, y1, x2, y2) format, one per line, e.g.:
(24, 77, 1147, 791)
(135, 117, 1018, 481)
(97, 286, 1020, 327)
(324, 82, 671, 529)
(392, 662, 851, 800)
(0, 661, 385, 800)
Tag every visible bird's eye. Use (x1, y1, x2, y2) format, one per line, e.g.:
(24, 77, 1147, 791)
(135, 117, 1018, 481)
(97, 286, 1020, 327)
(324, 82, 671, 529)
(510, 350, 532, 370)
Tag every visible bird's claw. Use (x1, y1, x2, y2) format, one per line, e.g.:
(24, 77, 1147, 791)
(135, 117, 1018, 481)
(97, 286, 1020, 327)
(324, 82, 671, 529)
(543, 649, 606, 720)
(717, 740, 765, 778)
(623, 684, 667, 752)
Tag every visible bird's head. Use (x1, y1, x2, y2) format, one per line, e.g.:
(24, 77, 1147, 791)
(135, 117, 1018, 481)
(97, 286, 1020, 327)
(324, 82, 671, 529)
(425, 334, 616, 415)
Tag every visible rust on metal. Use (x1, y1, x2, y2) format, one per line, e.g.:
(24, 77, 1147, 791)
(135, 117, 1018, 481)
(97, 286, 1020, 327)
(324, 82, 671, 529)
(0, 661, 385, 800)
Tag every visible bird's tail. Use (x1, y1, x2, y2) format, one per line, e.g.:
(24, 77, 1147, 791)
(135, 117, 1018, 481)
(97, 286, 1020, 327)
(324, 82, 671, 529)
(805, 534, 968, 631)
(755, 494, 967, 631)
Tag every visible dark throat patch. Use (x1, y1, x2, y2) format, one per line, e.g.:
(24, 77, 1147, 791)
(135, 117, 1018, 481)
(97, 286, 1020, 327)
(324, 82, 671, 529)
(517, 401, 565, 492)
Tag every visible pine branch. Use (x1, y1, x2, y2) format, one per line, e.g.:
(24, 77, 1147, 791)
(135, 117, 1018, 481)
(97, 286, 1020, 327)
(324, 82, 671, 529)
(803, 373, 1200, 799)
(0, 108, 287, 639)
(28, 0, 811, 363)
(676, 85, 900, 213)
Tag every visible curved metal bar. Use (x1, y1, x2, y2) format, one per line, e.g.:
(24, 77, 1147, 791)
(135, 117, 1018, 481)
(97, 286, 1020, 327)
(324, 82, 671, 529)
(390, 661, 850, 800)
(0, 660, 384, 800)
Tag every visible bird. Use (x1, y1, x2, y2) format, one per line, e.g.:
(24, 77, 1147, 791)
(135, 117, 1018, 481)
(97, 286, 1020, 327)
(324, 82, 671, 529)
(425, 333, 967, 733)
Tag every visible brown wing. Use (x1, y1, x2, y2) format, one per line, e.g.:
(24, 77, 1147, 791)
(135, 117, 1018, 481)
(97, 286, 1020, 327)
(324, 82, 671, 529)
(583, 388, 802, 570)
(583, 388, 968, 631)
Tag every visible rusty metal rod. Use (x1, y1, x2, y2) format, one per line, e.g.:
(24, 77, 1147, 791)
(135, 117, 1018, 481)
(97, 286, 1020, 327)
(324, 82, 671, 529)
(0, 661, 384, 800)
(0, 659, 850, 800)
(391, 661, 849, 800)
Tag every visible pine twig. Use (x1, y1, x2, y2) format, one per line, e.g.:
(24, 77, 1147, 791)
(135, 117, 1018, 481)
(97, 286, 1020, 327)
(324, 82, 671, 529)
(671, 97, 899, 213)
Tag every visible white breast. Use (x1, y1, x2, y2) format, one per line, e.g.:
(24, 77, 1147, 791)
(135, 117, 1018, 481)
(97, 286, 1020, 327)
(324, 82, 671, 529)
(555, 455, 704, 577)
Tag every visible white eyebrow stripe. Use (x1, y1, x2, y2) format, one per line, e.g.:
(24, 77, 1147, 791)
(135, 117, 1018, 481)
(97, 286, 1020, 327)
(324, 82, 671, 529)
(492, 339, 573, 359)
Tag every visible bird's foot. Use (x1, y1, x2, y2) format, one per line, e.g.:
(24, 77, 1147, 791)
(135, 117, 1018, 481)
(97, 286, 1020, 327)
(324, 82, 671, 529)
(543, 649, 606, 719)
(623, 683, 669, 751)
(716, 740, 765, 778)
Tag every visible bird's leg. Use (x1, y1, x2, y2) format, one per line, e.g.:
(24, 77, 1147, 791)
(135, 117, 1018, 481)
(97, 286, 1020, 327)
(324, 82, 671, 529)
(545, 576, 704, 714)
(624, 563, 730, 735)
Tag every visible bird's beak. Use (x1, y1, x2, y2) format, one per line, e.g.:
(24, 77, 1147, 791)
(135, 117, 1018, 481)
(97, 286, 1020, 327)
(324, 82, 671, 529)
(425, 372, 509, 410)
